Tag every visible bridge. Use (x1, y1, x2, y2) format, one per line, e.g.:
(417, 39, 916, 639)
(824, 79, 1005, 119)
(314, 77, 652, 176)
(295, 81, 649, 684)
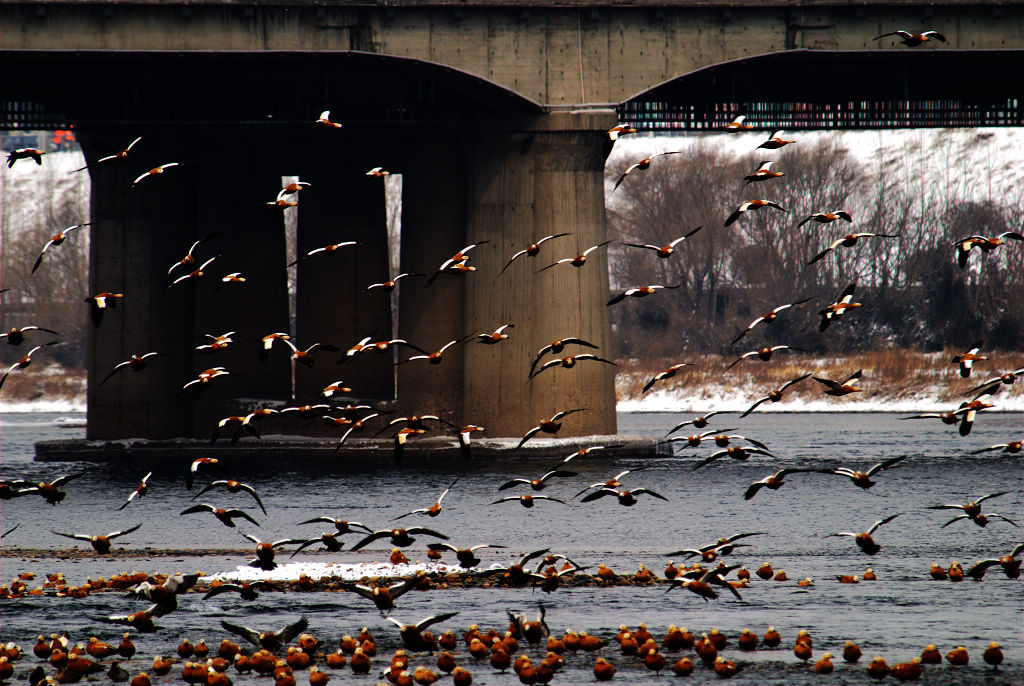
(2, 1, 1021, 444)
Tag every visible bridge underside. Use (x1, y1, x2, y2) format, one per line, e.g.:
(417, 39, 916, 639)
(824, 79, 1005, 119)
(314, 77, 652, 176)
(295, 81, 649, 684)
(2, 50, 618, 442)
(619, 49, 1024, 131)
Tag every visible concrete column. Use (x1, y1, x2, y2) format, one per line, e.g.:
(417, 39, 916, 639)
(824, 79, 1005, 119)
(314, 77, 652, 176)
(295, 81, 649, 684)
(461, 110, 618, 437)
(80, 127, 197, 439)
(189, 127, 292, 436)
(294, 143, 393, 411)
(395, 135, 468, 423)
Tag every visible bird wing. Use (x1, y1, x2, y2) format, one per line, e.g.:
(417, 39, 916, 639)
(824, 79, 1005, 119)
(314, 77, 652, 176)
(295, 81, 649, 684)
(632, 488, 668, 501)
(813, 377, 844, 391)
(580, 489, 617, 503)
(415, 612, 459, 632)
(406, 527, 449, 540)
(107, 523, 143, 539)
(220, 621, 263, 647)
(779, 373, 813, 392)
(865, 454, 907, 476)
(51, 530, 92, 542)
(276, 617, 310, 644)
(976, 490, 1010, 505)
(740, 396, 771, 418)
(228, 509, 261, 527)
(867, 512, 905, 534)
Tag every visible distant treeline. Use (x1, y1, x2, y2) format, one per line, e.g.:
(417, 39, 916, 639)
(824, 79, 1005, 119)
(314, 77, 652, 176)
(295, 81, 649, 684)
(605, 135, 1023, 361)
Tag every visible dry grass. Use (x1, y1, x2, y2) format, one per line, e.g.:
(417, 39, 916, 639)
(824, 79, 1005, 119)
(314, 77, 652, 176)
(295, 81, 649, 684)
(0, 364, 86, 404)
(615, 348, 1022, 403)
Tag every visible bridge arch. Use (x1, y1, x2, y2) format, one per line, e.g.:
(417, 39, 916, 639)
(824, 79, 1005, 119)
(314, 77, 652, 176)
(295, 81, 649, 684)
(3, 49, 617, 442)
(618, 49, 1024, 131)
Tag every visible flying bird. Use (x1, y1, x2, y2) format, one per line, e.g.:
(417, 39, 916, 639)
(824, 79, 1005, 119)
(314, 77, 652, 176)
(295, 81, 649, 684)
(966, 367, 1024, 396)
(426, 241, 489, 285)
(741, 374, 812, 417)
(287, 241, 358, 268)
(821, 454, 908, 490)
(117, 472, 153, 510)
(365, 166, 390, 177)
(606, 124, 637, 140)
(724, 200, 787, 227)
(581, 487, 668, 506)
(490, 494, 566, 508)
(572, 466, 646, 498)
(179, 503, 260, 528)
(168, 255, 220, 287)
(516, 409, 587, 450)
(32, 223, 90, 274)
(731, 297, 811, 344)
(51, 524, 142, 554)
(873, 30, 947, 46)
(807, 233, 898, 264)
(186, 458, 219, 490)
(360, 272, 425, 294)
(826, 513, 905, 555)
(6, 147, 45, 167)
(73, 137, 142, 172)
(477, 324, 514, 345)
(664, 411, 728, 435)
(83, 292, 124, 326)
(818, 282, 861, 331)
(607, 284, 681, 306)
(724, 345, 801, 371)
(528, 337, 599, 376)
(0, 341, 59, 391)
(723, 115, 755, 133)
(537, 241, 612, 272)
(744, 468, 823, 500)
(0, 325, 59, 346)
(348, 527, 449, 552)
(99, 352, 165, 386)
(313, 110, 342, 128)
(499, 234, 571, 274)
(928, 491, 1016, 528)
(338, 573, 426, 613)
(693, 445, 775, 470)
(398, 336, 469, 366)
(530, 354, 616, 378)
(131, 163, 183, 189)
(192, 480, 267, 514)
(621, 226, 702, 258)
(951, 341, 987, 377)
(427, 543, 506, 569)
(642, 362, 693, 393)
(221, 618, 309, 653)
(797, 211, 852, 228)
(756, 130, 795, 150)
(612, 151, 683, 191)
(498, 467, 578, 492)
(813, 369, 863, 396)
(393, 479, 458, 520)
(386, 613, 459, 652)
(167, 236, 219, 278)
(743, 160, 784, 185)
(182, 367, 231, 391)
(952, 232, 1022, 268)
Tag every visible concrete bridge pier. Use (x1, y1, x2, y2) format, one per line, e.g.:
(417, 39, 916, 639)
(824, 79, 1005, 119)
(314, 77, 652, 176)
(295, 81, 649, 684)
(395, 134, 469, 421)
(82, 126, 294, 440)
(188, 127, 292, 432)
(82, 127, 199, 440)
(294, 143, 393, 408)
(460, 110, 618, 438)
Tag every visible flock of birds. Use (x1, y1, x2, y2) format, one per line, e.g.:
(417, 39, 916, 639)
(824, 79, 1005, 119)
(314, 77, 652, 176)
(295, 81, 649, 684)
(2, 27, 1023, 685)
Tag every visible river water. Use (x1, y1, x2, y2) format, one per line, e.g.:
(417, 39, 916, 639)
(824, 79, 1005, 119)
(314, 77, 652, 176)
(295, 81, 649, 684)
(2, 411, 1021, 684)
